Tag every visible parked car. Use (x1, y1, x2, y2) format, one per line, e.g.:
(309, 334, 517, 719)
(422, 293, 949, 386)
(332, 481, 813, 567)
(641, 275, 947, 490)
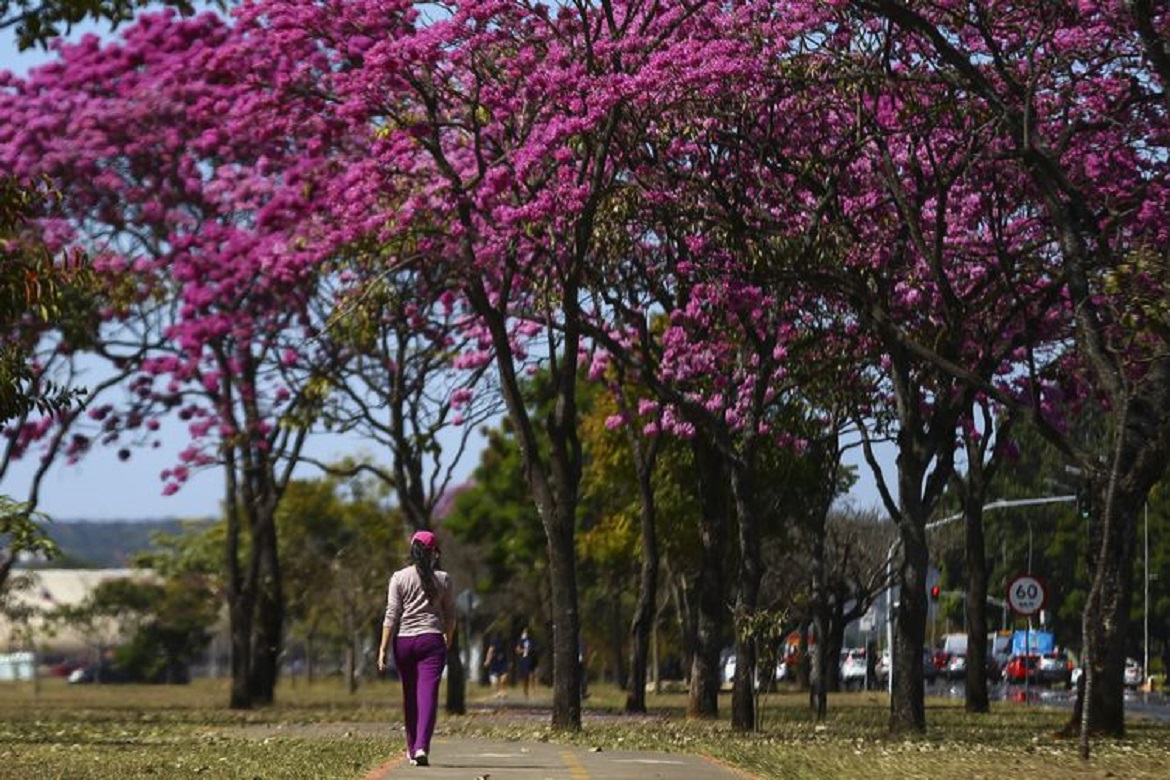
(945, 652, 967, 681)
(721, 649, 787, 690)
(67, 664, 130, 684)
(1069, 657, 1143, 690)
(1125, 658, 1144, 689)
(987, 651, 1011, 682)
(1038, 650, 1075, 686)
(923, 648, 939, 683)
(1004, 654, 1040, 684)
(840, 648, 868, 690)
(873, 648, 938, 684)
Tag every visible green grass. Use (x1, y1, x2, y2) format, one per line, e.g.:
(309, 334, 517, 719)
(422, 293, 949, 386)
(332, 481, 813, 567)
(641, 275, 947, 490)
(1, 678, 1168, 779)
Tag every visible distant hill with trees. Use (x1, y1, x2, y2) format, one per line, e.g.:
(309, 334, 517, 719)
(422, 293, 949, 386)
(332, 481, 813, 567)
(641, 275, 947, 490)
(35, 519, 214, 569)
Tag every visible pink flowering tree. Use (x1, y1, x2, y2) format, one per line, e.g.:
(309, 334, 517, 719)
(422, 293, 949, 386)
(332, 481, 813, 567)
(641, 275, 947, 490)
(641, 11, 1081, 735)
(559, 4, 881, 726)
(224, 0, 805, 729)
(835, 0, 1170, 744)
(575, 28, 864, 728)
(0, 10, 349, 707)
(0, 0, 223, 596)
(582, 1, 1074, 734)
(819, 93, 1063, 733)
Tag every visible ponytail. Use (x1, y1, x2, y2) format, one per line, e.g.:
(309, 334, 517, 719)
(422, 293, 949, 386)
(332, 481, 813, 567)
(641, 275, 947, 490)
(411, 539, 440, 601)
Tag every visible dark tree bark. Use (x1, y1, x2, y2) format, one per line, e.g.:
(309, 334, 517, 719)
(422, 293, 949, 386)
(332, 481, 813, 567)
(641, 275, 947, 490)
(729, 461, 763, 732)
(249, 511, 282, 705)
(809, 521, 829, 719)
(446, 631, 466, 715)
(223, 455, 253, 710)
(953, 410, 1007, 715)
(963, 504, 991, 714)
(687, 435, 727, 719)
(890, 510, 929, 733)
(624, 415, 661, 714)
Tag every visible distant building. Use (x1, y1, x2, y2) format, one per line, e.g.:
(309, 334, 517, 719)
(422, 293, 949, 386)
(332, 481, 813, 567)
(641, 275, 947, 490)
(0, 568, 151, 655)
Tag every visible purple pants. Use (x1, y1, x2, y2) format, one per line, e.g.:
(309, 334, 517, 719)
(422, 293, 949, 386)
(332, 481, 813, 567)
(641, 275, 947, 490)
(393, 632, 447, 757)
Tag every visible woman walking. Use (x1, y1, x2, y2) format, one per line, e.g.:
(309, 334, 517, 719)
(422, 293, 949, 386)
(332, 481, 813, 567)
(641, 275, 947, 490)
(378, 530, 455, 767)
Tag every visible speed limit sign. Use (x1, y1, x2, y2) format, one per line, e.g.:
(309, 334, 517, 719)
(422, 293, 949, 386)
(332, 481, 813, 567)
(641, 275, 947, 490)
(1007, 574, 1047, 616)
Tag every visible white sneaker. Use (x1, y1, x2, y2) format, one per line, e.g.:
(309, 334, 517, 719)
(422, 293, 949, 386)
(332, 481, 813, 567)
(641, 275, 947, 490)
(413, 750, 428, 767)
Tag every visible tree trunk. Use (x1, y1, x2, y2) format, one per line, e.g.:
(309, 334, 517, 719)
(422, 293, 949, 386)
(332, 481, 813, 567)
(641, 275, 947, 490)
(446, 631, 466, 715)
(1075, 485, 1140, 746)
(687, 435, 726, 719)
(824, 609, 847, 692)
(809, 505, 828, 718)
(229, 598, 253, 709)
(625, 434, 660, 714)
(729, 462, 763, 732)
(810, 609, 828, 718)
(625, 551, 656, 712)
(796, 622, 811, 691)
(964, 503, 990, 713)
(890, 518, 929, 733)
(466, 280, 583, 731)
(346, 634, 358, 695)
(249, 508, 283, 705)
(223, 458, 252, 709)
(546, 501, 583, 729)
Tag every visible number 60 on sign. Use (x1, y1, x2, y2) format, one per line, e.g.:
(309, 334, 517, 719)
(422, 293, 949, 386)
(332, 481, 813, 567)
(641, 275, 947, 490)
(1007, 574, 1047, 616)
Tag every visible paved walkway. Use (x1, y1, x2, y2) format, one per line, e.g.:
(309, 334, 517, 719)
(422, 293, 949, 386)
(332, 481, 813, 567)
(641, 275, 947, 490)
(364, 737, 755, 780)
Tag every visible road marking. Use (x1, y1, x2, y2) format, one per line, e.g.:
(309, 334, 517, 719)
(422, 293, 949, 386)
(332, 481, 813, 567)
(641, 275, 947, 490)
(613, 759, 688, 765)
(560, 749, 590, 779)
(472, 752, 532, 758)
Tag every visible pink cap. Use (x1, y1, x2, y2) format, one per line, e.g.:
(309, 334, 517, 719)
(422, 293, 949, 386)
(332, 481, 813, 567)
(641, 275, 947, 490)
(411, 530, 439, 551)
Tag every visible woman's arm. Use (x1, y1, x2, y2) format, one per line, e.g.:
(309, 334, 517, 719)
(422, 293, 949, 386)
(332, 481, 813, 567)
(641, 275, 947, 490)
(441, 575, 456, 648)
(378, 623, 395, 672)
(378, 573, 400, 672)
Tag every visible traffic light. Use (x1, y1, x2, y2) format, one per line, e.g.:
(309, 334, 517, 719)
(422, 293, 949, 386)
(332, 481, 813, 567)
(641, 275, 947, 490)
(930, 584, 940, 601)
(1077, 484, 1093, 521)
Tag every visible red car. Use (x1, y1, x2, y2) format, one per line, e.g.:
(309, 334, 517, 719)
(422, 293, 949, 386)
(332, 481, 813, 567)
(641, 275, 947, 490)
(1004, 654, 1040, 684)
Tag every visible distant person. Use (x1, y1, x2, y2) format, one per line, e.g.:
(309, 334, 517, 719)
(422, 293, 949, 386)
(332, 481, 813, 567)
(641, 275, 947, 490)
(484, 633, 510, 698)
(515, 627, 537, 699)
(378, 530, 455, 767)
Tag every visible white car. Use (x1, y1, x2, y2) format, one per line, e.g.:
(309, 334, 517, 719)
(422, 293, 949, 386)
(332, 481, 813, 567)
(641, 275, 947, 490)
(872, 648, 937, 683)
(1124, 658, 1143, 689)
(840, 648, 868, 689)
(721, 651, 786, 690)
(1070, 658, 1144, 689)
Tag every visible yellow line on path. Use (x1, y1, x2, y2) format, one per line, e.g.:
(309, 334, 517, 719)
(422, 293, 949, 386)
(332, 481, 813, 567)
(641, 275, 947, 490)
(560, 748, 590, 779)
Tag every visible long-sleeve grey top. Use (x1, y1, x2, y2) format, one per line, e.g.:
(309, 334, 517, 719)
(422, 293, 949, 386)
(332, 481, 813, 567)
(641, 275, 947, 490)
(383, 564, 454, 638)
